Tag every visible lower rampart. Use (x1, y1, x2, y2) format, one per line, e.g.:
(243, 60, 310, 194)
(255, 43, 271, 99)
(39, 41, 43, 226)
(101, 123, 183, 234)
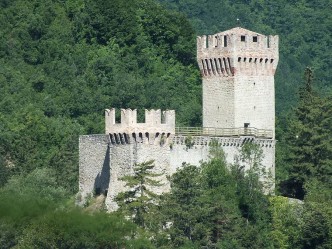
(79, 134, 275, 211)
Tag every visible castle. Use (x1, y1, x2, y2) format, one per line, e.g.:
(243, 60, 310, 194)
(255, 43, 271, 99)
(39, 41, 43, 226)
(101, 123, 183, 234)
(78, 27, 279, 211)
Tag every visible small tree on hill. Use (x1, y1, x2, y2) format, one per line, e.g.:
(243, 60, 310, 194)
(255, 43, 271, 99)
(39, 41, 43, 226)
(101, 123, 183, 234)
(116, 160, 163, 228)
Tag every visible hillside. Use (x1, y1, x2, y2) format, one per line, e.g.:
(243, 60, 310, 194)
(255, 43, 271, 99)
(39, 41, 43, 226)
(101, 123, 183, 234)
(158, 0, 332, 112)
(0, 0, 201, 190)
(0, 0, 331, 248)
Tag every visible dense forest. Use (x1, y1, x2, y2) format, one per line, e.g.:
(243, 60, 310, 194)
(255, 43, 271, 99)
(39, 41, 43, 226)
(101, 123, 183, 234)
(0, 0, 331, 248)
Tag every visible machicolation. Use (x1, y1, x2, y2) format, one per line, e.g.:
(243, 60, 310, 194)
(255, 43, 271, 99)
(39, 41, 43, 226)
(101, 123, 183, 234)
(79, 27, 279, 211)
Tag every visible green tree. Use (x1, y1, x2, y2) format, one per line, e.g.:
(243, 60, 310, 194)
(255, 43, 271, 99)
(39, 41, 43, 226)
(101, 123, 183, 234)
(116, 160, 163, 228)
(269, 196, 302, 249)
(284, 68, 332, 199)
(161, 164, 206, 248)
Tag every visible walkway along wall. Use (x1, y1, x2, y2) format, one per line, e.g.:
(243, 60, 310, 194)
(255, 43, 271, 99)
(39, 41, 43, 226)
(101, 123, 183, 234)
(79, 127, 275, 211)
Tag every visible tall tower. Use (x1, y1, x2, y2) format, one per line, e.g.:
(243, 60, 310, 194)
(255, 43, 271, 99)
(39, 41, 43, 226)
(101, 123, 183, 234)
(197, 27, 278, 137)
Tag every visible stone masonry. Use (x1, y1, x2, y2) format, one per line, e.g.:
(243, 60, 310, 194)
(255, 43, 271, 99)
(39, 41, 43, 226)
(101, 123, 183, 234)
(78, 27, 279, 211)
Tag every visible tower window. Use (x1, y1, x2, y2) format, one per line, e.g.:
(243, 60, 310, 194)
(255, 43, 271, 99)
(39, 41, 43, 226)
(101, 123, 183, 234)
(253, 36, 258, 42)
(241, 35, 246, 42)
(223, 36, 227, 47)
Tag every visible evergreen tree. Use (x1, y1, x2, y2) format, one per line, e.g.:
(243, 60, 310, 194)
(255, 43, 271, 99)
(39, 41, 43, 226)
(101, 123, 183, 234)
(116, 160, 163, 228)
(285, 68, 332, 199)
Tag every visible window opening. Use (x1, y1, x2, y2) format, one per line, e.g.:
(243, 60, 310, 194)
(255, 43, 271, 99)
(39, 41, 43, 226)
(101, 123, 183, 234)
(241, 35, 246, 42)
(253, 36, 258, 42)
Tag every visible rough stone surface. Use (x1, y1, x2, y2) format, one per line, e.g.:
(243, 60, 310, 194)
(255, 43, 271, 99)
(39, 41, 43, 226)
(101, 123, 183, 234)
(197, 27, 278, 138)
(78, 135, 110, 204)
(78, 27, 278, 211)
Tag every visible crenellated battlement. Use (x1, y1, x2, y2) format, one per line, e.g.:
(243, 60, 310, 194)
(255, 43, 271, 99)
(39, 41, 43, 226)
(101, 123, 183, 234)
(197, 27, 279, 77)
(105, 108, 175, 135)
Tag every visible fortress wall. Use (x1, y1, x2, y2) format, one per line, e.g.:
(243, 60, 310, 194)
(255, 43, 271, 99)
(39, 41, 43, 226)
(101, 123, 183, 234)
(203, 77, 235, 128)
(105, 140, 172, 211)
(234, 76, 275, 136)
(78, 135, 110, 203)
(105, 108, 175, 135)
(79, 134, 275, 210)
(105, 143, 133, 211)
(170, 136, 275, 190)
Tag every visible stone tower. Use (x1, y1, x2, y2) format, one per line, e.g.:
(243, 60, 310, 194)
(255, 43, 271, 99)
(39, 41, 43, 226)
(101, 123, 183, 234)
(197, 27, 279, 137)
(78, 27, 279, 210)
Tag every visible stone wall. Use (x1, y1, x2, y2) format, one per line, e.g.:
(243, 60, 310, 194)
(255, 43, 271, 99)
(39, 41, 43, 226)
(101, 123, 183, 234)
(105, 108, 175, 135)
(203, 77, 235, 128)
(79, 134, 275, 211)
(78, 27, 278, 211)
(234, 76, 275, 136)
(78, 135, 110, 204)
(198, 27, 278, 138)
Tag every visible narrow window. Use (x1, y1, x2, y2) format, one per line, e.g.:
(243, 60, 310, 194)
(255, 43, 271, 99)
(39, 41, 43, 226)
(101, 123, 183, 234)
(253, 36, 258, 42)
(224, 36, 227, 47)
(241, 35, 246, 42)
(249, 58, 252, 62)
(238, 57, 241, 62)
(270, 59, 274, 63)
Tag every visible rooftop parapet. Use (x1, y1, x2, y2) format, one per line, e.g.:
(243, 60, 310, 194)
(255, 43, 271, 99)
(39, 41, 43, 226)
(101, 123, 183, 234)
(105, 108, 175, 135)
(197, 27, 279, 77)
(197, 27, 278, 53)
